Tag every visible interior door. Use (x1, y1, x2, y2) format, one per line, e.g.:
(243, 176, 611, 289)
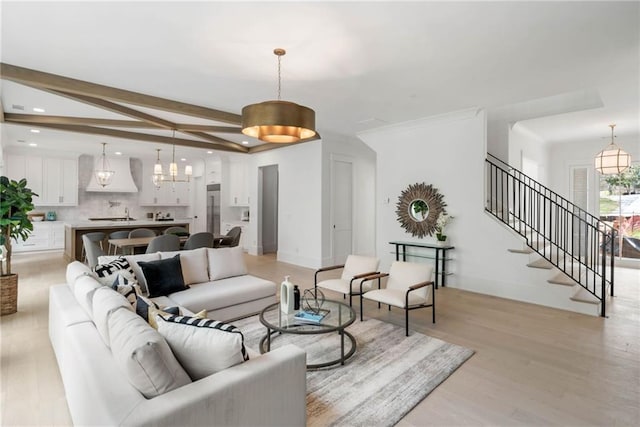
(332, 157, 353, 265)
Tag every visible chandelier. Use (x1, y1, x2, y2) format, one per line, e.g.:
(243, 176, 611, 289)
(152, 131, 193, 188)
(595, 124, 631, 175)
(94, 142, 114, 187)
(241, 48, 316, 143)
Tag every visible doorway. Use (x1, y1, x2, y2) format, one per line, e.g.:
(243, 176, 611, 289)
(331, 155, 353, 264)
(259, 165, 279, 254)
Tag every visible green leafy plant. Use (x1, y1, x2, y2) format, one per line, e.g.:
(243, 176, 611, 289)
(1, 176, 38, 276)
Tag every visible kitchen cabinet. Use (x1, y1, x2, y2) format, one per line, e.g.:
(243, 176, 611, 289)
(5, 154, 77, 206)
(229, 160, 249, 206)
(42, 158, 78, 206)
(5, 154, 43, 205)
(139, 162, 190, 206)
(12, 221, 65, 253)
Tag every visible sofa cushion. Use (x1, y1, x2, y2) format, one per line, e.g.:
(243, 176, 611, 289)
(66, 261, 93, 291)
(92, 287, 133, 347)
(168, 275, 276, 314)
(93, 257, 137, 287)
(156, 313, 249, 381)
(98, 253, 162, 295)
(139, 255, 189, 298)
(135, 294, 181, 328)
(207, 247, 247, 281)
(160, 248, 209, 285)
(73, 275, 102, 318)
(108, 308, 192, 398)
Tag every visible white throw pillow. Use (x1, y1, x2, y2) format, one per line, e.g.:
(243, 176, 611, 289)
(93, 257, 137, 287)
(92, 287, 133, 347)
(160, 248, 209, 285)
(156, 313, 249, 380)
(109, 308, 191, 398)
(73, 275, 102, 318)
(207, 247, 247, 281)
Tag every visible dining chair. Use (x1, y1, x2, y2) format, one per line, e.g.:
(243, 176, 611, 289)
(107, 230, 130, 255)
(129, 228, 156, 238)
(183, 232, 214, 250)
(359, 261, 435, 336)
(146, 234, 181, 253)
(82, 234, 106, 268)
(314, 255, 380, 307)
(81, 232, 106, 263)
(163, 226, 189, 236)
(215, 227, 242, 248)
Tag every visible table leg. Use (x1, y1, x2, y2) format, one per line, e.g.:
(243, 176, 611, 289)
(435, 249, 440, 289)
(442, 249, 448, 287)
(340, 329, 345, 365)
(266, 326, 271, 352)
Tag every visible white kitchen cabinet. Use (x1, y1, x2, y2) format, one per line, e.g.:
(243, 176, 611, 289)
(5, 154, 43, 205)
(5, 154, 76, 206)
(139, 162, 190, 206)
(42, 158, 78, 206)
(12, 221, 65, 252)
(229, 160, 249, 206)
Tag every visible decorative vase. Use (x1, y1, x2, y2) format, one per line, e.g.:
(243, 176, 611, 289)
(1, 274, 18, 316)
(280, 276, 295, 314)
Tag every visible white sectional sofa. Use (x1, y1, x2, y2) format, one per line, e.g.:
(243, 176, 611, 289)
(49, 247, 307, 426)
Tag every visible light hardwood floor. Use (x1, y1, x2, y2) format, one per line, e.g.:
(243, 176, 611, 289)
(1, 251, 639, 426)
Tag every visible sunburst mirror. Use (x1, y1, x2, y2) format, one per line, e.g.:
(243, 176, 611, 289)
(396, 182, 447, 238)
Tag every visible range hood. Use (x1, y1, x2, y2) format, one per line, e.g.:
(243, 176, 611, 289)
(86, 157, 138, 193)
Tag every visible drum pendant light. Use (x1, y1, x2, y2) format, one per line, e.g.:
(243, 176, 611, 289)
(242, 48, 316, 143)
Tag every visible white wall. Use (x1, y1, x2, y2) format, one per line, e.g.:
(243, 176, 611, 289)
(359, 108, 598, 315)
(509, 123, 550, 185)
(247, 142, 323, 268)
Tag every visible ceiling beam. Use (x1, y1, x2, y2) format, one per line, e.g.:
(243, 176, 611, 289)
(181, 131, 245, 151)
(5, 113, 152, 127)
(5, 121, 249, 153)
(0, 98, 5, 123)
(49, 89, 177, 130)
(0, 62, 242, 124)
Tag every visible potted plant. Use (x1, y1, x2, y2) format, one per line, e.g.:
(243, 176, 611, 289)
(1, 176, 38, 315)
(435, 212, 454, 243)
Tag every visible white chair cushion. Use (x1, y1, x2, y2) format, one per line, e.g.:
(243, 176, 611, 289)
(92, 287, 134, 347)
(160, 248, 209, 285)
(317, 278, 375, 294)
(341, 255, 379, 281)
(386, 261, 433, 300)
(108, 308, 192, 398)
(363, 288, 427, 308)
(207, 247, 248, 281)
(156, 314, 249, 380)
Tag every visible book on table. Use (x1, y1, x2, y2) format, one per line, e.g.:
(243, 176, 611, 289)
(294, 309, 329, 324)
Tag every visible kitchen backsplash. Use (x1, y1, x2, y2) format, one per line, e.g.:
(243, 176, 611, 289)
(35, 155, 189, 221)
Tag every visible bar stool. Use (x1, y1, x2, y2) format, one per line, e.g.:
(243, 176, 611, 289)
(81, 232, 106, 263)
(107, 230, 130, 255)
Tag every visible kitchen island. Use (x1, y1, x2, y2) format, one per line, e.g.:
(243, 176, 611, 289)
(64, 220, 190, 261)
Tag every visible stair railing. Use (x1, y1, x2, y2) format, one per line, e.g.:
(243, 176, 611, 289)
(485, 154, 614, 317)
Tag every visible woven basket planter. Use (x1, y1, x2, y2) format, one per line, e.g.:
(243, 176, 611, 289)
(1, 274, 18, 315)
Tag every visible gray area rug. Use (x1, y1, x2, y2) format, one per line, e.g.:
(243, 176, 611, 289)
(234, 316, 474, 427)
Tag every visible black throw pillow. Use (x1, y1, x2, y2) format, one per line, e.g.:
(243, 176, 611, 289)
(138, 255, 189, 298)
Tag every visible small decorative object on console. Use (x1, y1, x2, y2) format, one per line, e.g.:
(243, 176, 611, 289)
(302, 288, 325, 314)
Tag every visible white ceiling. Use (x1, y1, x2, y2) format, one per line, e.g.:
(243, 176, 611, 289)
(1, 1, 638, 160)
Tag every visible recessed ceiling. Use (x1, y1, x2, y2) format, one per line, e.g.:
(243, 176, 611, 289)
(1, 1, 638, 159)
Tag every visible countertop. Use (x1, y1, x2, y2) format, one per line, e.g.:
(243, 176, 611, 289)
(64, 219, 191, 229)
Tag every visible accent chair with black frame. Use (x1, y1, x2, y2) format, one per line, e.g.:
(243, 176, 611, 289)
(314, 255, 380, 307)
(359, 261, 435, 336)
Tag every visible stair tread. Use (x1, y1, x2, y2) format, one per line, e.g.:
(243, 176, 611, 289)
(508, 247, 534, 254)
(527, 258, 554, 269)
(570, 287, 601, 305)
(547, 272, 577, 286)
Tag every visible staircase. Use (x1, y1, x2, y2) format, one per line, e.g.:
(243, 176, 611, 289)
(485, 155, 614, 317)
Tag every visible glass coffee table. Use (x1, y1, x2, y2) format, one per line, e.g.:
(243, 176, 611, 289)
(259, 300, 356, 370)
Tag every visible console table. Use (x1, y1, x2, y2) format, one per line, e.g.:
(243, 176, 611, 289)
(389, 241, 455, 288)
